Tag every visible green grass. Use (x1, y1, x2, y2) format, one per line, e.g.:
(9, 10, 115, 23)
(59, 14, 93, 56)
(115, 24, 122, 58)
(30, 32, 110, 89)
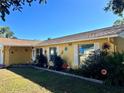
(0, 67, 124, 93)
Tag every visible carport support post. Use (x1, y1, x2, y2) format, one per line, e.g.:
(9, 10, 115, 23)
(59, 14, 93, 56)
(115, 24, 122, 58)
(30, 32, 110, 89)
(0, 44, 3, 65)
(32, 48, 36, 62)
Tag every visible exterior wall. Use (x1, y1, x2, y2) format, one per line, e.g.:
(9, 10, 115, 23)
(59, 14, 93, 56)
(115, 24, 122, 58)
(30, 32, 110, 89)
(37, 38, 115, 69)
(38, 43, 74, 68)
(4, 46, 32, 65)
(114, 37, 124, 52)
(4, 46, 10, 66)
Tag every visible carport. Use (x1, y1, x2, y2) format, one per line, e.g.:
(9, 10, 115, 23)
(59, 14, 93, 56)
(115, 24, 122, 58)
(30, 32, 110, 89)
(0, 38, 40, 66)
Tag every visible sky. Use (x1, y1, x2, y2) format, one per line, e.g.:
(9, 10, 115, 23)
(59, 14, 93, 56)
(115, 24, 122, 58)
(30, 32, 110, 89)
(0, 0, 119, 40)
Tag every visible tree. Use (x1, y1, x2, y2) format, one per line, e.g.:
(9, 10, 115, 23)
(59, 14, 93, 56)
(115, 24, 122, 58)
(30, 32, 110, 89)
(1, 0, 124, 21)
(113, 18, 124, 26)
(0, 27, 16, 38)
(0, 0, 47, 21)
(105, 0, 124, 16)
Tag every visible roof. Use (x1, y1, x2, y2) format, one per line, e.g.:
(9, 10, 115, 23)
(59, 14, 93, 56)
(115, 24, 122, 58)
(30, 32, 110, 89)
(0, 38, 41, 47)
(38, 25, 124, 46)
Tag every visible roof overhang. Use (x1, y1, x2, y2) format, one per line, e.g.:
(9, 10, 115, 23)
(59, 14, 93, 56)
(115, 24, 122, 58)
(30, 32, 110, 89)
(1, 44, 35, 47)
(119, 31, 124, 38)
(37, 34, 118, 47)
(0, 44, 3, 48)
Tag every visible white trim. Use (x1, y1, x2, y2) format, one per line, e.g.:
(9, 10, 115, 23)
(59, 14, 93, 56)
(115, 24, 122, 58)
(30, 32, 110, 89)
(42, 48, 45, 55)
(47, 48, 50, 61)
(74, 44, 79, 67)
(38, 35, 118, 47)
(57, 46, 59, 55)
(0, 44, 3, 64)
(32, 48, 36, 61)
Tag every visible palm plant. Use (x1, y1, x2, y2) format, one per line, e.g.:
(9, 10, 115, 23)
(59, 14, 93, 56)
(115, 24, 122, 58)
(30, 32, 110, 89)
(0, 27, 16, 38)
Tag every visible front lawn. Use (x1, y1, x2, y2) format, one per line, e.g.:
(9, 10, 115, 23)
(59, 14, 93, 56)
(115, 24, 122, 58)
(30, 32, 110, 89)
(0, 67, 124, 93)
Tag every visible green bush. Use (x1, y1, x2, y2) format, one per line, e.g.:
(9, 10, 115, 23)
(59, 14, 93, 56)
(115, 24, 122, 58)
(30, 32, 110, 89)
(82, 50, 124, 86)
(52, 55, 64, 71)
(36, 54, 48, 68)
(104, 52, 124, 86)
(81, 50, 111, 80)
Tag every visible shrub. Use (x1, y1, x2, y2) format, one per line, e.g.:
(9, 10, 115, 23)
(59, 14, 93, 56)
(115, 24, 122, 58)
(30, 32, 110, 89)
(81, 50, 111, 80)
(62, 63, 69, 69)
(81, 50, 124, 86)
(52, 55, 64, 71)
(104, 52, 124, 86)
(36, 54, 48, 68)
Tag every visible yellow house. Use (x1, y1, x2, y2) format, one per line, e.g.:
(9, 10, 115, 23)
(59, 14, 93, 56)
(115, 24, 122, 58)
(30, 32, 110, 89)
(0, 25, 124, 68)
(0, 38, 40, 66)
(36, 25, 124, 69)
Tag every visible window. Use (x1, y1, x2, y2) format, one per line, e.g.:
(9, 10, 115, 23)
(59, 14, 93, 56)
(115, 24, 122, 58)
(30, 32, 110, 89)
(49, 47, 57, 61)
(78, 44, 94, 66)
(79, 44, 94, 55)
(36, 48, 43, 56)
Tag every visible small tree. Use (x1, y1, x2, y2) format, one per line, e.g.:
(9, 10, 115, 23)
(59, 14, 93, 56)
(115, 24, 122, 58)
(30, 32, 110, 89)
(113, 17, 124, 26)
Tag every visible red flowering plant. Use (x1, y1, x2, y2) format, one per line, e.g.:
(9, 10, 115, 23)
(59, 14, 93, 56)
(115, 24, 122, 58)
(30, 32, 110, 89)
(62, 63, 69, 69)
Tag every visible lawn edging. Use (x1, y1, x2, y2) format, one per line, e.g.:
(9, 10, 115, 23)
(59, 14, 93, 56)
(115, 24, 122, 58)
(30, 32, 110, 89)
(32, 66, 103, 84)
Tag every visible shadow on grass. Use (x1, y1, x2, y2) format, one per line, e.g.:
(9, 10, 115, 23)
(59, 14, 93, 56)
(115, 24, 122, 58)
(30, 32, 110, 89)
(7, 67, 124, 93)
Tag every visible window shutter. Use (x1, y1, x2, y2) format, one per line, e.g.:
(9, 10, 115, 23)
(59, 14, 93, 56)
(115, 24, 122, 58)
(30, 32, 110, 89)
(74, 44, 79, 66)
(32, 48, 36, 61)
(57, 46, 59, 55)
(47, 48, 50, 61)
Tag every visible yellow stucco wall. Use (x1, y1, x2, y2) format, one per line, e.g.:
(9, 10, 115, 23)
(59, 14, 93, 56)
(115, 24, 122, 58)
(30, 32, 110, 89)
(4, 46, 32, 65)
(114, 37, 124, 52)
(2, 37, 123, 67)
(37, 38, 115, 69)
(3, 46, 10, 66)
